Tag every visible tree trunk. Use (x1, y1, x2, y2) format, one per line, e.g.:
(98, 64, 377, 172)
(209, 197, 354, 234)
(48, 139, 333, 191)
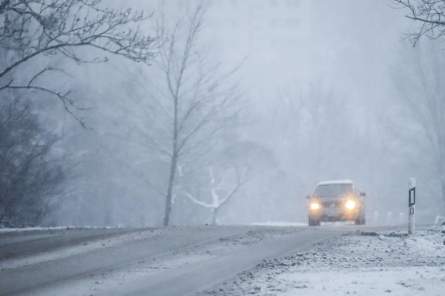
(163, 153, 178, 226)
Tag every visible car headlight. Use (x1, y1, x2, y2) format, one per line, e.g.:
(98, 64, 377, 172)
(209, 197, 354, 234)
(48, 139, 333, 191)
(310, 202, 320, 210)
(345, 200, 356, 210)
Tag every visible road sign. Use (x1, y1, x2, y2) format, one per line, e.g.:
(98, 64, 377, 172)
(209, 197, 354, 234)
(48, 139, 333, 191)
(408, 178, 416, 235)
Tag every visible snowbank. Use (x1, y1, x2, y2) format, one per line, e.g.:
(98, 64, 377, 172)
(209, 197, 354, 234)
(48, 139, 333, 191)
(203, 226, 445, 295)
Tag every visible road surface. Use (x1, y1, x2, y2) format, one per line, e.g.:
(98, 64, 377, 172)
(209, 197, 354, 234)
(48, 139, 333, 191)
(0, 225, 398, 296)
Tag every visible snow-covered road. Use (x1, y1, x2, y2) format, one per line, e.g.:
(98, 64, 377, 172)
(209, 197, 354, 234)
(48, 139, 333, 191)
(0, 225, 414, 296)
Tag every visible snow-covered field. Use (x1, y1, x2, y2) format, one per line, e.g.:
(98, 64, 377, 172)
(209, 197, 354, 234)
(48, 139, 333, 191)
(203, 225, 445, 295)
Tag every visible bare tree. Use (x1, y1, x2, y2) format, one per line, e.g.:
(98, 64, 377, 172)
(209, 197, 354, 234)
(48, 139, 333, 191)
(392, 42, 445, 213)
(0, 95, 65, 227)
(182, 141, 272, 225)
(183, 166, 250, 225)
(126, 1, 242, 226)
(0, 0, 156, 125)
(392, 0, 445, 45)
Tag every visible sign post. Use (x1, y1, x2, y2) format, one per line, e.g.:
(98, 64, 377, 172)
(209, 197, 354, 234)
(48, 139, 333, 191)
(408, 178, 416, 235)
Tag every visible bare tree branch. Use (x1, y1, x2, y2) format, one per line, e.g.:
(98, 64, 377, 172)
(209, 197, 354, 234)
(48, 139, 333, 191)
(0, 0, 157, 126)
(130, 0, 243, 226)
(393, 0, 445, 45)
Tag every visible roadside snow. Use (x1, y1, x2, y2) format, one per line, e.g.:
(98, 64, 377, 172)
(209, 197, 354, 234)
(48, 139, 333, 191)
(277, 267, 444, 296)
(203, 226, 445, 295)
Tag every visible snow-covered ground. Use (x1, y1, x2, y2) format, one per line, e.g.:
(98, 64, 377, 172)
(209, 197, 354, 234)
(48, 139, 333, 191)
(203, 225, 445, 295)
(3, 225, 443, 295)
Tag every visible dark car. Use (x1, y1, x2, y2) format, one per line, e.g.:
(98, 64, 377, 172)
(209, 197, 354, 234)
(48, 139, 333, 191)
(307, 180, 366, 226)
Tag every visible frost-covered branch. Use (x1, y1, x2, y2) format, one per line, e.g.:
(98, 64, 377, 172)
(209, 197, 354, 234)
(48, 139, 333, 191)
(184, 164, 253, 225)
(183, 191, 215, 209)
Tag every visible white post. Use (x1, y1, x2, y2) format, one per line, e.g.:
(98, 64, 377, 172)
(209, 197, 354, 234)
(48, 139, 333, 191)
(408, 178, 416, 235)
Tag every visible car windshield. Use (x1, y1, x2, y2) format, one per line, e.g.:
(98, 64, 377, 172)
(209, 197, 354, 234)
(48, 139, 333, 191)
(314, 184, 353, 197)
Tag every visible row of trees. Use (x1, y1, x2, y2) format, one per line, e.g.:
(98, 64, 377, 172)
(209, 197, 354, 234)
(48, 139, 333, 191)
(392, 0, 445, 213)
(1, 0, 272, 227)
(2, 0, 444, 227)
(248, 0, 445, 220)
(0, 0, 155, 227)
(0, 94, 64, 226)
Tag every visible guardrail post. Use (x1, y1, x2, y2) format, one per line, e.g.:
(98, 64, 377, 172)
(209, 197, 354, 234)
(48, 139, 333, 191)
(409, 178, 416, 235)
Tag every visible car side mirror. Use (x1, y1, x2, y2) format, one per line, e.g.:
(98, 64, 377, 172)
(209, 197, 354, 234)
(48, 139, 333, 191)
(306, 195, 311, 200)
(360, 192, 366, 197)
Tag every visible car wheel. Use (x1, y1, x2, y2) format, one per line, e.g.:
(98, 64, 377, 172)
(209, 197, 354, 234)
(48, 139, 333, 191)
(355, 215, 365, 225)
(308, 217, 320, 226)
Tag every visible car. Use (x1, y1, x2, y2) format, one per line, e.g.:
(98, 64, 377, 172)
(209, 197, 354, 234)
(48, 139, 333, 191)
(307, 180, 366, 226)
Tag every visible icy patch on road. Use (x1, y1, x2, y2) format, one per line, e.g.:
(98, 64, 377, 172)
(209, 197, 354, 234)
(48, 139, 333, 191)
(203, 226, 445, 295)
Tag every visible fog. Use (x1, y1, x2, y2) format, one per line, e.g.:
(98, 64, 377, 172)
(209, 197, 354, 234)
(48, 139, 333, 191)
(1, 0, 444, 228)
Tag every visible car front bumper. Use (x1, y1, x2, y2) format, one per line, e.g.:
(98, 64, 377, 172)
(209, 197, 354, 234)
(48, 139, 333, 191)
(309, 208, 360, 222)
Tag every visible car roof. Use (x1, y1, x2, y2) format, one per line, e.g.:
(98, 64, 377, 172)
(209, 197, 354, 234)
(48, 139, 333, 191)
(317, 180, 354, 186)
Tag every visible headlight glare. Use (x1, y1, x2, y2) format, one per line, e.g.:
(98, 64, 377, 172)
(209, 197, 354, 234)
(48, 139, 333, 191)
(345, 200, 356, 210)
(310, 202, 320, 210)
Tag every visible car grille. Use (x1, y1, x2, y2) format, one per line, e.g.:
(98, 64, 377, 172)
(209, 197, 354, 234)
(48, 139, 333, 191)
(321, 200, 343, 208)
